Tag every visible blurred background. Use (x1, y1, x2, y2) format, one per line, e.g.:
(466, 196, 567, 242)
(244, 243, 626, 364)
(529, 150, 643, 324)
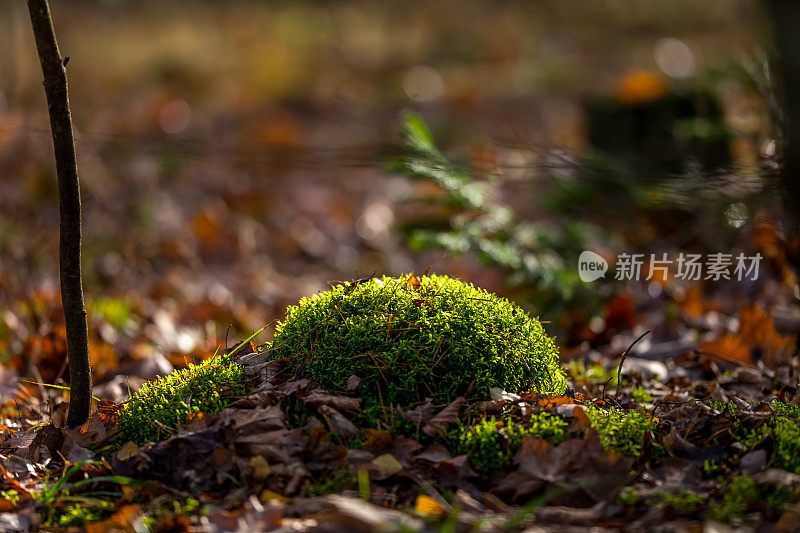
(1, 0, 793, 401)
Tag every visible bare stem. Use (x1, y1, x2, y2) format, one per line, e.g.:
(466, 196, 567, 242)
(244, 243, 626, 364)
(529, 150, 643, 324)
(26, 0, 91, 428)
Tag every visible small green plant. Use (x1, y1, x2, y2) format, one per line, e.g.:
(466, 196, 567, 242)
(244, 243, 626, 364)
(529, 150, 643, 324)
(630, 386, 652, 404)
(660, 489, 704, 515)
(117, 352, 252, 445)
(709, 476, 757, 523)
(709, 476, 799, 523)
(387, 112, 604, 327)
(709, 400, 737, 415)
(726, 399, 800, 473)
(772, 416, 800, 473)
(141, 497, 208, 531)
(703, 459, 723, 478)
(616, 486, 639, 506)
(24, 459, 137, 528)
(456, 413, 568, 478)
(267, 274, 566, 424)
(586, 406, 656, 457)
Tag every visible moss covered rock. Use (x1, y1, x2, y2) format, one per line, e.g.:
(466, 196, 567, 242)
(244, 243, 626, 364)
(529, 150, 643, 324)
(268, 274, 566, 418)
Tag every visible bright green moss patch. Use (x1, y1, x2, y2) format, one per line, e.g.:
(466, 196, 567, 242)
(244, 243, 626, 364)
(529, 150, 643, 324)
(117, 354, 252, 445)
(586, 406, 656, 457)
(728, 399, 800, 473)
(766, 400, 800, 473)
(268, 274, 566, 422)
(456, 413, 568, 478)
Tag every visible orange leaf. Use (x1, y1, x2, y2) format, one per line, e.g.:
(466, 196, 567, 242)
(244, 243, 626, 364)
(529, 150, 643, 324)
(699, 304, 795, 366)
(414, 495, 444, 516)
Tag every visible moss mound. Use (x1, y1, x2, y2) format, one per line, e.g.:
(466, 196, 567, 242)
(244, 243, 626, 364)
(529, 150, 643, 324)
(268, 274, 566, 419)
(117, 354, 252, 445)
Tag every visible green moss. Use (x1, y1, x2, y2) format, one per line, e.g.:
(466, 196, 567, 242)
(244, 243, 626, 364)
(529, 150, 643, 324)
(52, 504, 106, 528)
(630, 386, 652, 404)
(268, 274, 566, 423)
(0, 490, 20, 504)
(709, 476, 800, 523)
(772, 416, 800, 473)
(616, 486, 639, 506)
(586, 406, 656, 457)
(703, 459, 723, 478)
(659, 489, 704, 515)
(456, 413, 568, 478)
(142, 497, 207, 531)
(117, 354, 252, 445)
(729, 400, 800, 473)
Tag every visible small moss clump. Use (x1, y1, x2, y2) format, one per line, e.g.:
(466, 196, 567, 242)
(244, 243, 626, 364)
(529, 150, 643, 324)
(709, 476, 800, 523)
(659, 489, 704, 516)
(630, 386, 652, 404)
(117, 354, 252, 445)
(731, 399, 800, 473)
(586, 406, 656, 457)
(268, 274, 566, 421)
(456, 413, 568, 478)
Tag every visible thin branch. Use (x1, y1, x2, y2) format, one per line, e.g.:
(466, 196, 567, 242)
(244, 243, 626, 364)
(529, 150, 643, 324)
(615, 330, 651, 400)
(27, 0, 91, 428)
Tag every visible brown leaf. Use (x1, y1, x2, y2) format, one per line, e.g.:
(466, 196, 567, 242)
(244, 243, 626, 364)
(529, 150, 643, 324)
(206, 496, 283, 533)
(275, 379, 310, 396)
(571, 405, 591, 430)
(362, 428, 393, 452)
(472, 399, 505, 414)
(401, 398, 436, 425)
(303, 389, 362, 412)
(317, 405, 359, 438)
(85, 505, 141, 533)
(415, 443, 452, 464)
(494, 430, 632, 502)
(699, 304, 795, 366)
(235, 428, 307, 463)
(66, 412, 113, 449)
(438, 455, 478, 482)
(219, 406, 285, 435)
(346, 375, 361, 391)
(423, 397, 465, 437)
(390, 437, 422, 467)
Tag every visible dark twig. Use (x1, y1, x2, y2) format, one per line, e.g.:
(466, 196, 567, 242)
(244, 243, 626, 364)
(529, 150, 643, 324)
(615, 331, 651, 400)
(27, 0, 91, 428)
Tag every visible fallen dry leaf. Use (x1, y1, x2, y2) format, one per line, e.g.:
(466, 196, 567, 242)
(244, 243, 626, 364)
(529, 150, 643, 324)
(414, 494, 444, 516)
(699, 304, 795, 366)
(372, 453, 403, 479)
(303, 389, 362, 412)
(422, 397, 465, 437)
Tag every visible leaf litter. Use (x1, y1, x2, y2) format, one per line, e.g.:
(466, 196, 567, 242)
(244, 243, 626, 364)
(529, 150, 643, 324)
(3, 294, 800, 533)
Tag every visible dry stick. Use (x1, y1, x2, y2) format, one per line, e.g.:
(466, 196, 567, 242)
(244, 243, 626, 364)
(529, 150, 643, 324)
(27, 0, 91, 428)
(615, 330, 651, 401)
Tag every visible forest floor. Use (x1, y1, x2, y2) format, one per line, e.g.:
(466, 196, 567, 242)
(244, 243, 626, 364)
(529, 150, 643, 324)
(2, 1, 799, 531)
